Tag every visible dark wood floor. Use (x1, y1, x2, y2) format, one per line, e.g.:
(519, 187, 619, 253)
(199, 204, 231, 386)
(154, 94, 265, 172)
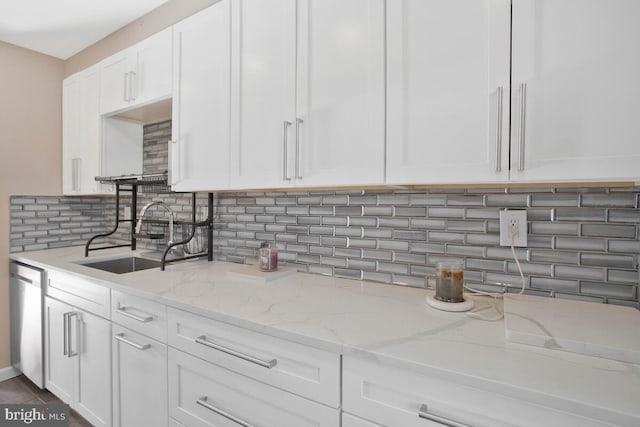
(0, 375, 92, 426)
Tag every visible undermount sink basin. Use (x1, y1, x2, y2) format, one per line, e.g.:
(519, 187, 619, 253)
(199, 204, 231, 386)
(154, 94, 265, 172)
(79, 256, 162, 274)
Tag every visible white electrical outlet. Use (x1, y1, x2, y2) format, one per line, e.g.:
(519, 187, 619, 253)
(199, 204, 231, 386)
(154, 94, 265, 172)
(499, 209, 528, 247)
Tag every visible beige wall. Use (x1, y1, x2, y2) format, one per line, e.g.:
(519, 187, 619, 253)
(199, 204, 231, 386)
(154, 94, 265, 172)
(65, 0, 220, 77)
(1, 0, 222, 370)
(0, 41, 64, 369)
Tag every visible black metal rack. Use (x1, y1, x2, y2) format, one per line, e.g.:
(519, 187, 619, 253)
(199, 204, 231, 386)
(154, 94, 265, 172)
(85, 173, 213, 270)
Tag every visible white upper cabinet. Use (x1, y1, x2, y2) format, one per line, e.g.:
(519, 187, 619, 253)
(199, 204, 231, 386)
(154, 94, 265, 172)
(229, 0, 297, 189)
(230, 0, 385, 189)
(510, 0, 640, 182)
(100, 27, 172, 115)
(295, 0, 385, 187)
(170, 1, 231, 191)
(62, 65, 101, 195)
(386, 0, 511, 185)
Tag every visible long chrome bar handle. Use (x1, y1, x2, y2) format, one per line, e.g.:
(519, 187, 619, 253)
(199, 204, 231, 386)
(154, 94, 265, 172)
(114, 333, 151, 351)
(116, 306, 153, 323)
(283, 121, 293, 180)
(67, 312, 80, 358)
(195, 335, 277, 369)
(63, 312, 69, 356)
(10, 273, 33, 284)
(418, 404, 470, 427)
(495, 86, 504, 172)
(295, 118, 303, 179)
(123, 72, 129, 102)
(518, 83, 527, 171)
(196, 397, 254, 427)
(129, 71, 137, 101)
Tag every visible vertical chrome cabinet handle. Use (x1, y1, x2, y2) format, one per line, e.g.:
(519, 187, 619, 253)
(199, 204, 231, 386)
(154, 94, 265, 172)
(114, 333, 150, 351)
(283, 121, 293, 180)
(169, 140, 178, 184)
(63, 312, 69, 356)
(129, 71, 137, 101)
(418, 404, 470, 427)
(195, 336, 277, 369)
(67, 312, 80, 358)
(123, 72, 129, 102)
(295, 118, 303, 179)
(495, 86, 504, 172)
(518, 83, 527, 171)
(116, 306, 153, 323)
(196, 397, 254, 427)
(71, 158, 82, 192)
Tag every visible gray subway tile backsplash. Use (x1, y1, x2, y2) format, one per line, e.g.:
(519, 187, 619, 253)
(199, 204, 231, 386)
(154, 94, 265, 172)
(8, 120, 639, 308)
(582, 224, 637, 239)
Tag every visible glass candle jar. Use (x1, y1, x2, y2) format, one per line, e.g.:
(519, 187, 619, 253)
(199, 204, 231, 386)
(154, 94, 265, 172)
(435, 261, 464, 303)
(258, 242, 278, 271)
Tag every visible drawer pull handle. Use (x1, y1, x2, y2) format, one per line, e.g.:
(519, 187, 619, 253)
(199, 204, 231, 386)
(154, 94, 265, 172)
(196, 397, 254, 427)
(195, 335, 277, 369)
(114, 333, 150, 351)
(10, 273, 34, 284)
(116, 306, 153, 323)
(418, 404, 470, 427)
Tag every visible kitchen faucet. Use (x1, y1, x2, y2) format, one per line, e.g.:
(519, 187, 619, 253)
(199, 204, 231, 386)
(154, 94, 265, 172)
(135, 201, 183, 256)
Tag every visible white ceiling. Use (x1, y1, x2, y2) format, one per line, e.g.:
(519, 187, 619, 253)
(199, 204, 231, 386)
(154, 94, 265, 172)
(0, 0, 169, 59)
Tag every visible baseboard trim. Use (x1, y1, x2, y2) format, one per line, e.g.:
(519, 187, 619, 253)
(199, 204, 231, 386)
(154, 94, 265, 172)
(0, 366, 20, 382)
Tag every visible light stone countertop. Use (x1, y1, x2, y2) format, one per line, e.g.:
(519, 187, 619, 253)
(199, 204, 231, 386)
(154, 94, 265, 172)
(10, 246, 640, 426)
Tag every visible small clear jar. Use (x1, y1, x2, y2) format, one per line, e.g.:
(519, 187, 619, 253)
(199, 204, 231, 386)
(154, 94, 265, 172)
(435, 261, 464, 303)
(258, 241, 278, 271)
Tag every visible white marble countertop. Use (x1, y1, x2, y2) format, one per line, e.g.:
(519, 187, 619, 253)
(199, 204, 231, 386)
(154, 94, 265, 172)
(10, 246, 640, 426)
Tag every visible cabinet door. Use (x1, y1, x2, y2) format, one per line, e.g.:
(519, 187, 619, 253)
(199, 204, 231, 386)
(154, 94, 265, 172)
(44, 297, 74, 403)
(74, 310, 112, 427)
(295, 0, 385, 186)
(112, 325, 167, 427)
(511, 0, 640, 182)
(171, 1, 231, 191)
(386, 0, 511, 185)
(100, 49, 134, 114)
(62, 75, 81, 195)
(62, 66, 101, 195)
(229, 0, 296, 189)
(134, 27, 173, 106)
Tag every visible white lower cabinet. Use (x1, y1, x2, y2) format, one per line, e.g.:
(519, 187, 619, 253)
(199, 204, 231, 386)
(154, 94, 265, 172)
(167, 308, 340, 408)
(44, 296, 111, 427)
(169, 418, 187, 427)
(168, 348, 339, 427)
(343, 356, 615, 427)
(342, 413, 382, 427)
(112, 324, 167, 427)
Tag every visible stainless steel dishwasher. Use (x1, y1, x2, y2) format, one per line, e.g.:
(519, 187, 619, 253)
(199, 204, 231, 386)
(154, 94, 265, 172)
(10, 261, 44, 388)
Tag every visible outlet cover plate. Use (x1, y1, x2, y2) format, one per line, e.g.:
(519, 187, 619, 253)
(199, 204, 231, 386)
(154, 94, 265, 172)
(500, 210, 528, 247)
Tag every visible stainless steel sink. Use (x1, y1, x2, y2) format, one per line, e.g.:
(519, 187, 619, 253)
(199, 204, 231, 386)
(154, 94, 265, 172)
(80, 256, 163, 274)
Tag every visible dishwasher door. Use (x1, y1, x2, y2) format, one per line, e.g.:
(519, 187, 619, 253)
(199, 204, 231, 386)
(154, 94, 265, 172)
(10, 261, 44, 388)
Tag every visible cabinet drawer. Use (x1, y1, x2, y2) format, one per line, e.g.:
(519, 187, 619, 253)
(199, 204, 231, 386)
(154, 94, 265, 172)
(46, 270, 110, 318)
(169, 348, 339, 427)
(342, 413, 382, 427)
(168, 308, 340, 407)
(343, 356, 614, 427)
(111, 290, 167, 342)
